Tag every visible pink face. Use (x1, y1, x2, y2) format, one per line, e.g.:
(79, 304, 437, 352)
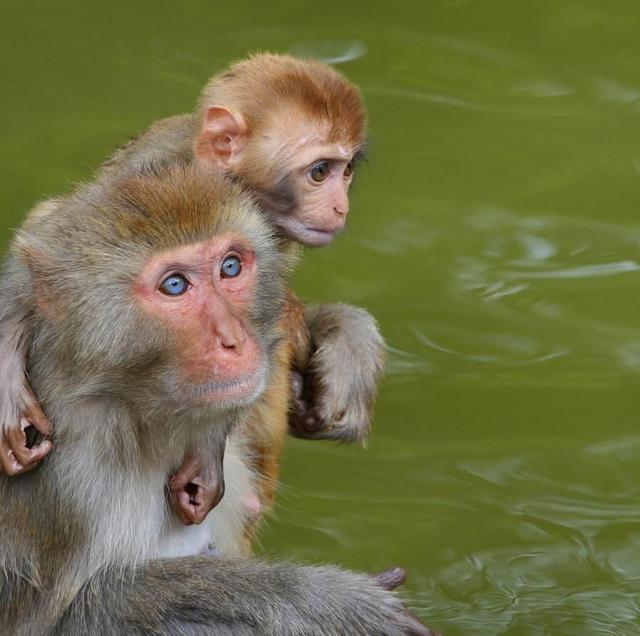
(134, 234, 265, 405)
(281, 149, 356, 247)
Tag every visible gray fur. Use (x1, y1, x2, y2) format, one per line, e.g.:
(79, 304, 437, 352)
(290, 303, 385, 442)
(0, 167, 425, 636)
(0, 106, 383, 464)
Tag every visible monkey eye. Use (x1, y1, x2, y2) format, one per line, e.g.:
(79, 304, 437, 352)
(220, 254, 242, 278)
(309, 160, 330, 183)
(160, 273, 190, 296)
(343, 159, 355, 177)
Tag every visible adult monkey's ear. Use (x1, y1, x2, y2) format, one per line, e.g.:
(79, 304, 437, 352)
(195, 106, 249, 171)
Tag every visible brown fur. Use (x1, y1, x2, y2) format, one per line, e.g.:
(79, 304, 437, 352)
(198, 53, 366, 148)
(96, 53, 365, 547)
(0, 166, 432, 636)
(2, 52, 378, 556)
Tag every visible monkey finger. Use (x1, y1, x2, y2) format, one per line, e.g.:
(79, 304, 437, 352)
(172, 490, 197, 526)
(5, 423, 32, 467)
(0, 441, 31, 476)
(22, 397, 53, 436)
(196, 484, 224, 517)
(169, 455, 202, 491)
(24, 438, 53, 464)
(186, 503, 209, 526)
(8, 418, 52, 466)
(372, 567, 406, 591)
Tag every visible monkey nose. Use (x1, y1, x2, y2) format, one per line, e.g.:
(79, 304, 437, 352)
(213, 315, 247, 355)
(219, 329, 246, 355)
(333, 189, 349, 216)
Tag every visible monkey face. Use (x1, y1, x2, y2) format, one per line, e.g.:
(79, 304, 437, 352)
(273, 144, 358, 247)
(194, 91, 366, 249)
(133, 234, 268, 411)
(17, 166, 289, 419)
(240, 128, 363, 248)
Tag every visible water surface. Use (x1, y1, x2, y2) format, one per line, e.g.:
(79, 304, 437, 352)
(2, 2, 640, 634)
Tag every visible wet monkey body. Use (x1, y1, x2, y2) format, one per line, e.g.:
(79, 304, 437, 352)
(0, 165, 432, 635)
(0, 53, 384, 546)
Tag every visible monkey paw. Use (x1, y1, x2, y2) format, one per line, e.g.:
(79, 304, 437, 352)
(289, 304, 384, 443)
(169, 455, 224, 526)
(0, 379, 52, 476)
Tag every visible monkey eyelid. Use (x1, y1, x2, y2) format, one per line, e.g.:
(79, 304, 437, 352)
(157, 267, 194, 284)
(223, 242, 250, 258)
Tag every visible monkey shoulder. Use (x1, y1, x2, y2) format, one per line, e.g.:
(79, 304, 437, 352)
(101, 113, 198, 178)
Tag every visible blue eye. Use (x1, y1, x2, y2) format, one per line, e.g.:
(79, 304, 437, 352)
(221, 255, 242, 278)
(160, 274, 189, 296)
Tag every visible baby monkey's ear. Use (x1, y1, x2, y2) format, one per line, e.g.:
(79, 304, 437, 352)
(195, 106, 249, 171)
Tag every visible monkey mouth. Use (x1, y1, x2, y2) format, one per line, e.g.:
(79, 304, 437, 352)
(300, 226, 342, 246)
(274, 216, 343, 247)
(190, 370, 265, 405)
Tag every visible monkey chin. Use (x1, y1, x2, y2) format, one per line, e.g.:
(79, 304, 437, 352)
(273, 215, 342, 247)
(189, 368, 267, 410)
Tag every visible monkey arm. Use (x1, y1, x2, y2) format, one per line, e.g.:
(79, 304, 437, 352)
(0, 253, 52, 475)
(282, 289, 314, 370)
(289, 302, 385, 442)
(57, 558, 431, 636)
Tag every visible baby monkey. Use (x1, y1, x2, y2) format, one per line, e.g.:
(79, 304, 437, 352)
(0, 53, 384, 540)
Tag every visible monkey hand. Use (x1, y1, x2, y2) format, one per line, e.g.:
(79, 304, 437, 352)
(169, 454, 224, 526)
(290, 303, 384, 442)
(0, 377, 52, 476)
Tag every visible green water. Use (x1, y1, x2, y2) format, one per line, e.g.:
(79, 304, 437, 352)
(3, 1, 640, 634)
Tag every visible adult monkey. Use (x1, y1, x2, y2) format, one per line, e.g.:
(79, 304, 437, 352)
(0, 164, 431, 636)
(0, 53, 384, 530)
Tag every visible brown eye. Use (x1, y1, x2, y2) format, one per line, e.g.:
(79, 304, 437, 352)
(310, 161, 330, 183)
(343, 159, 355, 177)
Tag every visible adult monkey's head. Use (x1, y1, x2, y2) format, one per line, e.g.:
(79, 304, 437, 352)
(17, 166, 290, 424)
(194, 53, 367, 247)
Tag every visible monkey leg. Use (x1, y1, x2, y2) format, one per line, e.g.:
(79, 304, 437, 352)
(55, 557, 432, 636)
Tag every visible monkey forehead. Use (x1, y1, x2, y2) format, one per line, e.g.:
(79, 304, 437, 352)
(14, 165, 286, 293)
(198, 53, 367, 146)
(256, 115, 359, 171)
(292, 141, 356, 170)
